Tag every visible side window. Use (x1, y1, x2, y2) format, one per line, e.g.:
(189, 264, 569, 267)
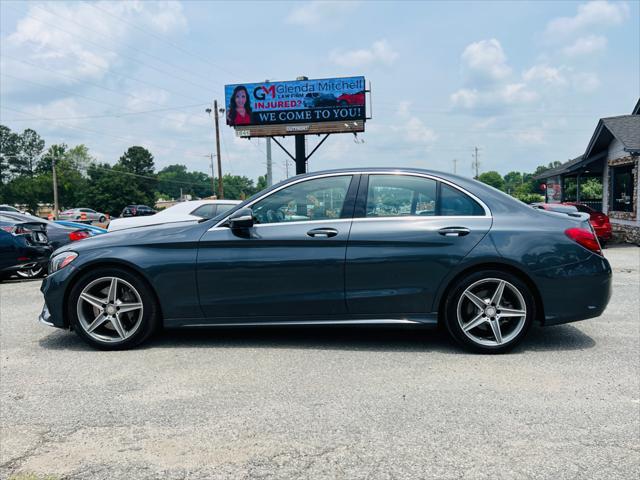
(440, 183, 484, 216)
(366, 175, 437, 217)
(252, 175, 352, 224)
(191, 204, 217, 218)
(216, 204, 236, 215)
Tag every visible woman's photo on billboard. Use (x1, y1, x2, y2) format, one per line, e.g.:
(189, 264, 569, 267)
(227, 85, 253, 126)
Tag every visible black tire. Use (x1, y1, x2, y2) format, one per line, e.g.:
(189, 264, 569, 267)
(68, 267, 160, 350)
(443, 270, 535, 354)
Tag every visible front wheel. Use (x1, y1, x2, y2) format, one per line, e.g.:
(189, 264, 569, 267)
(444, 270, 535, 353)
(68, 267, 160, 350)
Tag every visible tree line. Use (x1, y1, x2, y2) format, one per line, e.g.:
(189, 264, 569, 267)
(0, 125, 266, 216)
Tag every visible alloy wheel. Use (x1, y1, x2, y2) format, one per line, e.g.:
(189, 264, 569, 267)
(76, 276, 144, 343)
(456, 278, 527, 347)
(16, 264, 44, 279)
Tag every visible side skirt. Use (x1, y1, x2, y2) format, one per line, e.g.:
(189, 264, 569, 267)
(164, 314, 438, 329)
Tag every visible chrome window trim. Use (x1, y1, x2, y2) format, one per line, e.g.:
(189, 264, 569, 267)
(210, 170, 491, 230)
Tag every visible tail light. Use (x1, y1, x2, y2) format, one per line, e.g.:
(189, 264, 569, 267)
(69, 230, 90, 242)
(565, 227, 602, 255)
(1, 225, 33, 235)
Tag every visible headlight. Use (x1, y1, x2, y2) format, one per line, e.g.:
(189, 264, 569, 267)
(49, 251, 78, 273)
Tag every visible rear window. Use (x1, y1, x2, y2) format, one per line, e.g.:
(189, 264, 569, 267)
(440, 184, 485, 216)
(191, 204, 217, 219)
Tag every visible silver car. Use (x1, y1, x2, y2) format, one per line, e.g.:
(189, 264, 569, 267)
(58, 208, 107, 223)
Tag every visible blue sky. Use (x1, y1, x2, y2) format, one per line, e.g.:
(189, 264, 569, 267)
(1, 0, 638, 183)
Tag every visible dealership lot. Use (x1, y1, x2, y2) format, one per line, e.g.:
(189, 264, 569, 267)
(0, 246, 638, 480)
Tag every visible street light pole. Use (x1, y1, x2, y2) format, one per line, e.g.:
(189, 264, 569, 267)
(213, 100, 224, 199)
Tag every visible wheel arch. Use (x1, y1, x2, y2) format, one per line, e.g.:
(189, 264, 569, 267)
(435, 261, 545, 325)
(62, 259, 163, 329)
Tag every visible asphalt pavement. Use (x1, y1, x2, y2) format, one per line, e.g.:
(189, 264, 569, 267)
(1, 245, 638, 480)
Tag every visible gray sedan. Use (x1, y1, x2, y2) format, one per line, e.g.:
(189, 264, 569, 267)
(58, 208, 107, 223)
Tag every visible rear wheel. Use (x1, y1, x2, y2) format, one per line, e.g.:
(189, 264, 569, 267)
(98, 216, 106, 223)
(444, 270, 534, 353)
(68, 267, 159, 350)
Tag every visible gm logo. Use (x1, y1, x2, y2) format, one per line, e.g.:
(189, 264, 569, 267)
(254, 85, 276, 100)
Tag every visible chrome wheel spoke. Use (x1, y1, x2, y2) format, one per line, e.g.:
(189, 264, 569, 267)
(499, 307, 526, 317)
(118, 302, 142, 314)
(490, 280, 506, 307)
(87, 313, 108, 333)
(464, 291, 487, 311)
(489, 318, 503, 344)
(462, 313, 486, 332)
(80, 292, 105, 309)
(107, 277, 118, 303)
(110, 315, 127, 339)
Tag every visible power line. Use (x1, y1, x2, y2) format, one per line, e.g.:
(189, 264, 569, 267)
(1, 102, 209, 122)
(29, 3, 225, 91)
(2, 3, 217, 95)
(87, 1, 243, 79)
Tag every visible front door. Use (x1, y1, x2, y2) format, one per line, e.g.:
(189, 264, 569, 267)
(197, 174, 358, 320)
(346, 173, 492, 315)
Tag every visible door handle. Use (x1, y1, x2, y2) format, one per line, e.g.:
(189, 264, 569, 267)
(438, 227, 471, 237)
(307, 228, 338, 238)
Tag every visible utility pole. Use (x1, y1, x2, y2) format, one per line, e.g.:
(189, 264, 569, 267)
(266, 138, 273, 187)
(209, 153, 216, 197)
(284, 158, 290, 178)
(453, 158, 458, 174)
(213, 100, 224, 199)
(51, 152, 59, 219)
(472, 147, 480, 179)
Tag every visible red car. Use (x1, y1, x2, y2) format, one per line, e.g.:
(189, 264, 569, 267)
(563, 203, 612, 245)
(337, 90, 365, 106)
(533, 202, 612, 245)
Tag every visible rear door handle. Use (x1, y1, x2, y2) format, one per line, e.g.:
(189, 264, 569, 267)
(307, 228, 338, 238)
(438, 227, 470, 237)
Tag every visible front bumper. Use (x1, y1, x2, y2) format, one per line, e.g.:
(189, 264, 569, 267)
(39, 264, 78, 328)
(534, 253, 612, 326)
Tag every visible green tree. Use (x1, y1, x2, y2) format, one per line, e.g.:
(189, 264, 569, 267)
(222, 174, 256, 200)
(0, 125, 20, 186)
(503, 171, 523, 193)
(18, 128, 45, 176)
(116, 146, 156, 206)
(85, 163, 148, 216)
(478, 171, 505, 191)
(157, 164, 212, 199)
(255, 175, 267, 192)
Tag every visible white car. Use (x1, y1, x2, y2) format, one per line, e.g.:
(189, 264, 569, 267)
(107, 200, 241, 232)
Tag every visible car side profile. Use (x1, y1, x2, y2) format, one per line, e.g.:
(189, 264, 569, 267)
(39, 168, 612, 353)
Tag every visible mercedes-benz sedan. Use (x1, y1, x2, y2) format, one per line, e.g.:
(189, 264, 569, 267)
(39, 168, 612, 353)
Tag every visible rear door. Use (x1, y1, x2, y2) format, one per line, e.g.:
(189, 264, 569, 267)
(345, 173, 492, 315)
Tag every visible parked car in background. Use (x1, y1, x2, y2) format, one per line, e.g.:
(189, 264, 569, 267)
(0, 204, 32, 215)
(108, 200, 240, 232)
(337, 90, 365, 106)
(58, 208, 107, 223)
(531, 202, 612, 246)
(0, 219, 52, 280)
(55, 221, 108, 236)
(1, 213, 93, 278)
(40, 168, 611, 353)
(564, 203, 612, 246)
(303, 92, 337, 108)
(121, 205, 156, 218)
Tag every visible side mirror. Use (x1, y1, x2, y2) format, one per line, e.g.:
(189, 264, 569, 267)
(228, 208, 254, 229)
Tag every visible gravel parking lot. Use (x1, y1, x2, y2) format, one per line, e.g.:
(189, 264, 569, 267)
(1, 245, 638, 480)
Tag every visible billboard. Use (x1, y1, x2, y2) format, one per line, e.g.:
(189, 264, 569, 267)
(224, 76, 366, 137)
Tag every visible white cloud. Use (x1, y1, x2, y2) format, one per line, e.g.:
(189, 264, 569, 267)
(562, 35, 608, 56)
(572, 72, 600, 92)
(450, 84, 537, 111)
(461, 39, 511, 82)
(125, 89, 169, 111)
(329, 39, 398, 67)
(514, 128, 546, 145)
(501, 83, 538, 104)
(286, 1, 359, 27)
(450, 89, 479, 109)
(7, 1, 187, 84)
(545, 1, 629, 40)
(394, 102, 437, 146)
(523, 65, 568, 86)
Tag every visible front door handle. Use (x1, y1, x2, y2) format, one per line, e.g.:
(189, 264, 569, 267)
(307, 228, 338, 238)
(438, 227, 471, 237)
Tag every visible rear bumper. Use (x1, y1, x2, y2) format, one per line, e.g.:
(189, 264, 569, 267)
(1, 245, 51, 275)
(534, 254, 612, 326)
